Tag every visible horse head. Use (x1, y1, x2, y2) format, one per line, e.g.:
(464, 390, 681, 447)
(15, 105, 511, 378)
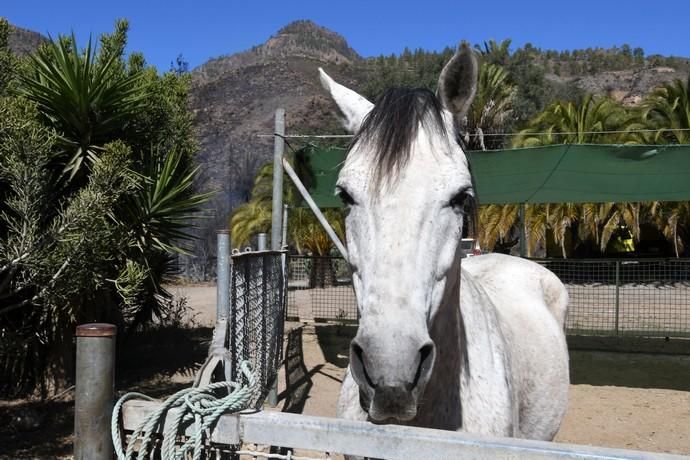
(320, 44, 479, 422)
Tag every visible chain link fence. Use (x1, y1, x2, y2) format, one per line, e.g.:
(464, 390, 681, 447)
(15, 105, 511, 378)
(229, 250, 286, 408)
(286, 255, 690, 339)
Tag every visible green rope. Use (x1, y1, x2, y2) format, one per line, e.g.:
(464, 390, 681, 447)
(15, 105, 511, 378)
(112, 361, 258, 460)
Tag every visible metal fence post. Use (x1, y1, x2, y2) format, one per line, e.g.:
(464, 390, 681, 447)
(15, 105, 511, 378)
(271, 109, 285, 253)
(282, 204, 289, 248)
(257, 233, 268, 251)
(257, 233, 279, 407)
(217, 230, 231, 322)
(74, 323, 116, 460)
(614, 260, 620, 335)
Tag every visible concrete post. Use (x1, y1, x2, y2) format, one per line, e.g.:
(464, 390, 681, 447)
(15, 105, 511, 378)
(74, 323, 116, 460)
(217, 230, 231, 322)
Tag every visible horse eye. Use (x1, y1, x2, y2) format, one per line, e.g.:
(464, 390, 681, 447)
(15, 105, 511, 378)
(336, 187, 356, 206)
(449, 190, 471, 212)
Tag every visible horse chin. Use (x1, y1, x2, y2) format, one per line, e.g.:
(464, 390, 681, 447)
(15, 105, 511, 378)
(362, 386, 419, 423)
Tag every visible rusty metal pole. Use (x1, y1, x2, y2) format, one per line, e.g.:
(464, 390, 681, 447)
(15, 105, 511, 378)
(74, 323, 116, 460)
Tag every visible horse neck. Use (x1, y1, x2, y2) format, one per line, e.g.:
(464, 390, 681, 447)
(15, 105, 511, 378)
(415, 262, 464, 429)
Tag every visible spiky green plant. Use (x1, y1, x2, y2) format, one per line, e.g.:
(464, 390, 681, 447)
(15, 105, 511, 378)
(17, 31, 145, 179)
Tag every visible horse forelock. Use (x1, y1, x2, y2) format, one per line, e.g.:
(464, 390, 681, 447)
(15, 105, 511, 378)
(349, 87, 448, 191)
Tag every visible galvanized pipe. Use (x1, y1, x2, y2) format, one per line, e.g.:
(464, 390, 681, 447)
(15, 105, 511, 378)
(614, 261, 620, 335)
(74, 323, 116, 460)
(282, 158, 348, 259)
(257, 233, 279, 407)
(271, 109, 285, 252)
(281, 204, 289, 248)
(257, 233, 268, 251)
(217, 230, 231, 321)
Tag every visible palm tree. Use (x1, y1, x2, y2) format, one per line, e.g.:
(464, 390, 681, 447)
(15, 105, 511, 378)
(513, 94, 626, 147)
(229, 200, 272, 247)
(626, 74, 690, 144)
(478, 204, 519, 252)
(463, 63, 517, 150)
(229, 160, 345, 256)
(649, 201, 690, 257)
(579, 202, 641, 253)
(624, 74, 690, 255)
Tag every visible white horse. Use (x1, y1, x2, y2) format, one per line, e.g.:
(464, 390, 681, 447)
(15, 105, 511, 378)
(318, 43, 570, 442)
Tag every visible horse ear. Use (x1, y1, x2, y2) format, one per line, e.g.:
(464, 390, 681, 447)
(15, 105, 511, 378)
(319, 68, 374, 133)
(437, 42, 479, 120)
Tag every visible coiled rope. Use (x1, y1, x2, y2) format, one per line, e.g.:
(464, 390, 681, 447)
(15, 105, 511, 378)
(111, 360, 258, 460)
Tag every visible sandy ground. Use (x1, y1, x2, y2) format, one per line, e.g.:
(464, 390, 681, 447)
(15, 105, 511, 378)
(174, 284, 690, 456)
(4, 283, 688, 459)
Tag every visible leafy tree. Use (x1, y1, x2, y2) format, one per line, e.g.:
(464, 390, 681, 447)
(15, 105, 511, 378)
(0, 19, 18, 95)
(0, 21, 208, 395)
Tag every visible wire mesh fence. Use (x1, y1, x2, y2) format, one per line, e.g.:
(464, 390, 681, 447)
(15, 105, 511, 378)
(229, 250, 286, 409)
(286, 255, 690, 338)
(537, 258, 690, 338)
(286, 256, 358, 322)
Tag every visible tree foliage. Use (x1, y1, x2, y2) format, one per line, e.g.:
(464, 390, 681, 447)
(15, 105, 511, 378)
(0, 19, 208, 395)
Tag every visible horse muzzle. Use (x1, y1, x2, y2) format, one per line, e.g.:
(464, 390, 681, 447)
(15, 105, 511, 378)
(350, 337, 436, 422)
(367, 385, 419, 422)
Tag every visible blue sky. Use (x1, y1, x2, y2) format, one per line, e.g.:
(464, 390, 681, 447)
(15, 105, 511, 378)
(4, 0, 690, 73)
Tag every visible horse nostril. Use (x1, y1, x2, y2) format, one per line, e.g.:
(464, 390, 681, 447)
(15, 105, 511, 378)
(351, 341, 377, 389)
(410, 343, 435, 391)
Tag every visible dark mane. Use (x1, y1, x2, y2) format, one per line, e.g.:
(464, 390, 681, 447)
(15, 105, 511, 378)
(350, 87, 447, 189)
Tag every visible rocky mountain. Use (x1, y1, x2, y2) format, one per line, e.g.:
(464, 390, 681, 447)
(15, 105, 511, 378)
(553, 67, 682, 106)
(8, 24, 45, 55)
(187, 20, 690, 265)
(188, 20, 367, 260)
(4, 20, 689, 270)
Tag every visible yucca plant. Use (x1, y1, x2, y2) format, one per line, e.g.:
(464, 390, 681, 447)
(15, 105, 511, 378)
(118, 147, 213, 255)
(17, 32, 146, 179)
(1, 21, 208, 394)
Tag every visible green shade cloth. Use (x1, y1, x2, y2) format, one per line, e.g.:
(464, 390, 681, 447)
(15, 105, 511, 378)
(294, 144, 690, 207)
(293, 145, 348, 208)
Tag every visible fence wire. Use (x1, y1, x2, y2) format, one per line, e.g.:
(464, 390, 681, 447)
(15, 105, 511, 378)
(538, 258, 690, 338)
(286, 255, 690, 338)
(229, 250, 286, 409)
(286, 256, 357, 322)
